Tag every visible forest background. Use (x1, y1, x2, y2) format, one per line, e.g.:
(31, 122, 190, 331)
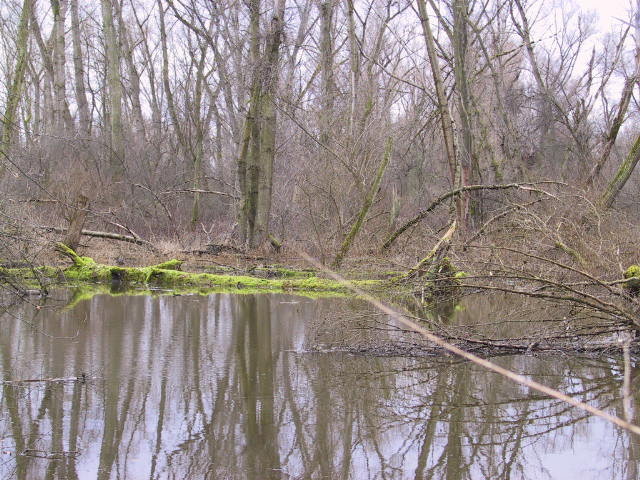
(1, 0, 640, 301)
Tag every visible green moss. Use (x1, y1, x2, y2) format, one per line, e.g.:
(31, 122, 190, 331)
(0, 246, 399, 299)
(422, 257, 462, 302)
(0, 246, 422, 303)
(625, 265, 640, 279)
(0, 265, 62, 287)
(624, 265, 640, 294)
(252, 265, 316, 278)
(153, 259, 183, 271)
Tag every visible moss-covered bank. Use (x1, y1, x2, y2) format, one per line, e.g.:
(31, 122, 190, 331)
(0, 244, 390, 298)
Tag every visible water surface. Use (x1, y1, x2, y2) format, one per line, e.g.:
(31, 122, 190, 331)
(0, 292, 637, 479)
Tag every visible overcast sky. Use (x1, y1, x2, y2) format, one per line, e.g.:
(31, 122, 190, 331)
(579, 0, 633, 31)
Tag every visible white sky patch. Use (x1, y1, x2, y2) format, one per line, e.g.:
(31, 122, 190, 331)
(579, 0, 633, 32)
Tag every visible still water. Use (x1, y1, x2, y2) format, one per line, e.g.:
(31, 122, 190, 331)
(0, 291, 637, 479)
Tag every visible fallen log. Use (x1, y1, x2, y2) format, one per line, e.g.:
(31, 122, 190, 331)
(39, 225, 154, 247)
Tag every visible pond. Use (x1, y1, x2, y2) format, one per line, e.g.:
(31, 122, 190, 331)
(0, 291, 637, 479)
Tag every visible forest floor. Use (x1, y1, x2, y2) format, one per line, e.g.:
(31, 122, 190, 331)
(41, 235, 404, 281)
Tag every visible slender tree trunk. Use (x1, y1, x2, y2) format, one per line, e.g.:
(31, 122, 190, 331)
(158, 0, 186, 150)
(101, 0, 125, 180)
(416, 0, 462, 220)
(452, 0, 478, 225)
(333, 138, 392, 267)
(51, 0, 73, 132)
(599, 133, 640, 209)
(346, 0, 359, 137)
(115, 1, 145, 140)
(30, 5, 55, 132)
(190, 43, 211, 228)
(238, 0, 262, 246)
(468, 13, 522, 176)
(131, 2, 161, 140)
(0, 0, 31, 177)
(586, 2, 640, 186)
(318, 0, 334, 146)
(70, 0, 90, 135)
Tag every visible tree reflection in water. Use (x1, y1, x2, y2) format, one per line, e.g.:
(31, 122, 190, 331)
(0, 292, 637, 479)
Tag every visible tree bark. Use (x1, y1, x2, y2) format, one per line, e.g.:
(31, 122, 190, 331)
(416, 0, 461, 218)
(451, 0, 478, 225)
(0, 0, 31, 177)
(51, 0, 72, 131)
(70, 0, 90, 135)
(318, 0, 334, 146)
(101, 0, 125, 180)
(346, 0, 359, 136)
(115, 0, 146, 140)
(238, 0, 286, 248)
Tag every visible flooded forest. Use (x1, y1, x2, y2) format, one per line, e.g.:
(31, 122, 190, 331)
(1, 0, 640, 478)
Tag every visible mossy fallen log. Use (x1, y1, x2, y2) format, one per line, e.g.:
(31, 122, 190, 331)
(14, 244, 385, 297)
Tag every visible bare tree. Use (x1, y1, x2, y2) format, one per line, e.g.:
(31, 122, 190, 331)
(101, 0, 125, 179)
(0, 0, 31, 176)
(237, 0, 286, 248)
(70, 0, 90, 135)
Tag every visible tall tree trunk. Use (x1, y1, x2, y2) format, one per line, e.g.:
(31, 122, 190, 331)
(452, 0, 478, 225)
(51, 0, 71, 132)
(238, 0, 286, 248)
(346, 0, 359, 137)
(131, 1, 161, 141)
(70, 0, 90, 135)
(318, 0, 334, 146)
(158, 0, 186, 150)
(0, 0, 31, 177)
(30, 4, 55, 132)
(254, 0, 285, 246)
(237, 0, 262, 245)
(101, 0, 125, 180)
(416, 0, 462, 220)
(115, 1, 146, 140)
(190, 43, 212, 228)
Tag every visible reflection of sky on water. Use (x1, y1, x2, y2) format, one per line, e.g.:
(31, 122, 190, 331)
(0, 292, 637, 479)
